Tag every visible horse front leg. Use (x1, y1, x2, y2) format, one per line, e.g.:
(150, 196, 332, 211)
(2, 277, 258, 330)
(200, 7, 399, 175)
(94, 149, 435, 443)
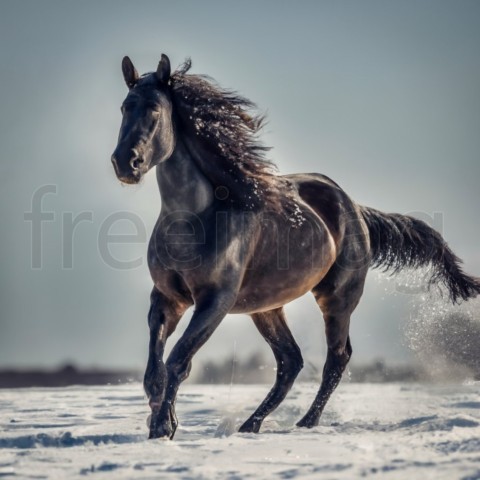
(150, 291, 235, 439)
(144, 287, 189, 439)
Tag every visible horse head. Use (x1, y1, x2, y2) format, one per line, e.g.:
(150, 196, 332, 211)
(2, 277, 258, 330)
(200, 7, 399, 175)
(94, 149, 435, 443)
(111, 55, 175, 184)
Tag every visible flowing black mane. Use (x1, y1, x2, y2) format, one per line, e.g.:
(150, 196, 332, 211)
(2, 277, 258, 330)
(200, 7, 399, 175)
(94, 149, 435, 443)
(170, 59, 293, 211)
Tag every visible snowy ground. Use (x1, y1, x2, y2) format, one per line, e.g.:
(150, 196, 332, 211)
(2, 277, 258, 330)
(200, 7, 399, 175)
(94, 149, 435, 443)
(1, 382, 480, 479)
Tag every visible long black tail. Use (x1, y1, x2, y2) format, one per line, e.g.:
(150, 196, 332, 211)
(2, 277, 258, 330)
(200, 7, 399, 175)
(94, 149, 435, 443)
(360, 206, 480, 303)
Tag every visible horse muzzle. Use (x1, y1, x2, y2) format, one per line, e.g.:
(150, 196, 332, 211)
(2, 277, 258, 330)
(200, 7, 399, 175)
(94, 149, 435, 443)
(111, 148, 148, 184)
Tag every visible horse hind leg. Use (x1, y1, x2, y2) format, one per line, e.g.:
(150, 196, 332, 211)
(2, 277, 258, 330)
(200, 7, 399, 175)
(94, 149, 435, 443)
(296, 321, 352, 428)
(239, 307, 303, 433)
(296, 277, 365, 428)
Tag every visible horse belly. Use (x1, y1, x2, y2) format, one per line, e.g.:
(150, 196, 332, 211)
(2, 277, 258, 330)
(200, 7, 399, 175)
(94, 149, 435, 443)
(231, 219, 336, 314)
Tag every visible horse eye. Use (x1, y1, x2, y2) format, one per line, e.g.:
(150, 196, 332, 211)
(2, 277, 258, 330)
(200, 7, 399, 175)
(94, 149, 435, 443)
(122, 103, 135, 113)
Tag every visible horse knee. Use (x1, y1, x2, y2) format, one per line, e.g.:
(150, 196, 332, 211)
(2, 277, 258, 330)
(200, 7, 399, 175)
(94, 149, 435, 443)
(291, 347, 304, 376)
(167, 359, 192, 384)
(345, 337, 353, 359)
(144, 361, 167, 399)
(329, 344, 351, 372)
(279, 347, 304, 382)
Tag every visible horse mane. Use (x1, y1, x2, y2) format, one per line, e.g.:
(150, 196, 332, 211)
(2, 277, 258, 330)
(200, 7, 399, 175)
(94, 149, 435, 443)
(170, 59, 294, 212)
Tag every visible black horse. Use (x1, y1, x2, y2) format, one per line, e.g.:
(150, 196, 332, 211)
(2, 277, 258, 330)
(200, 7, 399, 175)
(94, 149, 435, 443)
(111, 54, 480, 439)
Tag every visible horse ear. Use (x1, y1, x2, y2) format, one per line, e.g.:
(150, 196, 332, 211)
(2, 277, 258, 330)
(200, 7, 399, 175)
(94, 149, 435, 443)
(156, 54, 171, 84)
(122, 56, 139, 89)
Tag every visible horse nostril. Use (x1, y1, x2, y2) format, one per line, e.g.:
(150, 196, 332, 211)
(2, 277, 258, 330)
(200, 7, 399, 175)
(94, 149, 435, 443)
(130, 157, 144, 171)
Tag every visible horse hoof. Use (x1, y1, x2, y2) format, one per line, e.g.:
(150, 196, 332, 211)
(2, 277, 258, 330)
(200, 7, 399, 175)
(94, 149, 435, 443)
(295, 417, 317, 428)
(148, 420, 176, 440)
(148, 428, 174, 440)
(238, 419, 261, 434)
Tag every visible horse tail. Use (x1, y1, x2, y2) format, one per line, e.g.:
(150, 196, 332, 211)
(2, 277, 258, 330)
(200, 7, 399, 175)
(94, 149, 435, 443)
(360, 206, 480, 304)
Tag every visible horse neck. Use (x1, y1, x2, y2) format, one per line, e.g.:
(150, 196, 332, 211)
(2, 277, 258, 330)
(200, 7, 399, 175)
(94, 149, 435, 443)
(156, 136, 214, 214)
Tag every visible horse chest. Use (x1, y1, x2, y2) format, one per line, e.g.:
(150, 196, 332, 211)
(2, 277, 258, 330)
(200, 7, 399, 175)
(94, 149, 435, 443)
(147, 210, 249, 297)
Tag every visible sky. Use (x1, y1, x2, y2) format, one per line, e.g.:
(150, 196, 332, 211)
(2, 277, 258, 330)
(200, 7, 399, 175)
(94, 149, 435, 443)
(0, 0, 479, 372)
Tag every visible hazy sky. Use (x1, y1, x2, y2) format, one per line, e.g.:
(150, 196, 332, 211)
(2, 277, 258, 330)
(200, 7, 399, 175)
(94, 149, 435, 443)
(1, 0, 479, 372)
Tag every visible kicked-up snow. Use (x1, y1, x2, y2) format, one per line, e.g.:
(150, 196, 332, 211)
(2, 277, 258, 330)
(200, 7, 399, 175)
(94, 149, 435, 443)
(0, 382, 480, 479)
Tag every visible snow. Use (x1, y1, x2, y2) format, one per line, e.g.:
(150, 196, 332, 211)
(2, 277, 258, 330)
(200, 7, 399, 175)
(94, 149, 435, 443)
(1, 382, 480, 479)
